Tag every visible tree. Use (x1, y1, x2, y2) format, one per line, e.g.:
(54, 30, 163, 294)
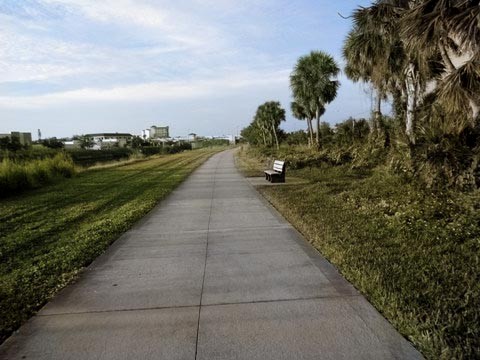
(318, 122, 334, 145)
(285, 130, 309, 145)
(129, 136, 149, 149)
(42, 137, 64, 149)
(342, 3, 406, 132)
(401, 0, 480, 127)
(74, 135, 94, 149)
(290, 51, 340, 147)
(256, 101, 286, 150)
(291, 101, 313, 146)
(0, 136, 23, 151)
(240, 123, 263, 145)
(340, 0, 480, 187)
(241, 101, 286, 148)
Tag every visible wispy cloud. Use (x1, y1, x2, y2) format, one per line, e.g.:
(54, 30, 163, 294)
(0, 0, 374, 137)
(40, 0, 226, 49)
(0, 69, 290, 108)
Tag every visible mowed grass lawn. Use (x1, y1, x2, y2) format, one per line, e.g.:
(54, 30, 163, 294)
(0, 148, 222, 342)
(236, 148, 480, 360)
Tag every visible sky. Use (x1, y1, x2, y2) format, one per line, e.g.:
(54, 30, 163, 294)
(0, 0, 375, 139)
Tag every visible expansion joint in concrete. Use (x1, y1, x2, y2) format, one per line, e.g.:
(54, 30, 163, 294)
(194, 156, 220, 360)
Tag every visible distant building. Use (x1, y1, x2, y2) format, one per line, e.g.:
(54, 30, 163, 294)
(211, 135, 236, 144)
(63, 140, 81, 149)
(85, 133, 133, 149)
(0, 132, 32, 146)
(150, 125, 169, 139)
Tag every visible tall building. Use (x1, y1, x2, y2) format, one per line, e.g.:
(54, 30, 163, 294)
(150, 125, 169, 139)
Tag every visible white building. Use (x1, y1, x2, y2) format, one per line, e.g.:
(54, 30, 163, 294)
(85, 133, 133, 149)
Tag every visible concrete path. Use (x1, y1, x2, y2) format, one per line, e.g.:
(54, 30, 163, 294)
(0, 150, 423, 360)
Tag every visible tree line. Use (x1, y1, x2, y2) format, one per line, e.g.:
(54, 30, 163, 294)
(242, 0, 480, 189)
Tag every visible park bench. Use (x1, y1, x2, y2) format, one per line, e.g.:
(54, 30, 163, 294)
(264, 160, 286, 183)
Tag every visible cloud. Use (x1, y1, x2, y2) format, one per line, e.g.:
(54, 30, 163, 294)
(0, 69, 290, 108)
(0, 16, 114, 83)
(0, 0, 374, 139)
(39, 0, 225, 49)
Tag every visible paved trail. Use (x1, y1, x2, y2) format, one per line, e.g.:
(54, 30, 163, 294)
(0, 150, 422, 359)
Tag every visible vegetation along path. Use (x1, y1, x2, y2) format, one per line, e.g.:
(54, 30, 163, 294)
(0, 149, 422, 359)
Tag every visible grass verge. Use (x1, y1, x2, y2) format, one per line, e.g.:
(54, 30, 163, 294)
(0, 148, 222, 343)
(236, 146, 480, 360)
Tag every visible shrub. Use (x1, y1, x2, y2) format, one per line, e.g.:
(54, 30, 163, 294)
(141, 143, 192, 156)
(67, 148, 133, 167)
(140, 146, 162, 156)
(0, 153, 75, 197)
(0, 147, 60, 162)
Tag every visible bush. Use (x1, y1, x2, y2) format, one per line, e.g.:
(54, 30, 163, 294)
(41, 138, 64, 149)
(0, 147, 60, 162)
(140, 146, 162, 156)
(0, 153, 75, 197)
(141, 143, 192, 156)
(67, 148, 133, 167)
(284, 130, 309, 145)
(193, 139, 230, 148)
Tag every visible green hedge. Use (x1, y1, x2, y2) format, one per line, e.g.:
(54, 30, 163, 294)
(66, 148, 134, 166)
(140, 143, 192, 156)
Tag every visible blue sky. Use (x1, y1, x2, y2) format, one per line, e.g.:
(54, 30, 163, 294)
(0, 0, 374, 139)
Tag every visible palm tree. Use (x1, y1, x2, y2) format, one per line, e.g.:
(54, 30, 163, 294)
(253, 112, 268, 146)
(291, 101, 313, 146)
(343, 0, 434, 145)
(256, 101, 286, 150)
(342, 3, 406, 132)
(401, 0, 480, 127)
(290, 51, 340, 147)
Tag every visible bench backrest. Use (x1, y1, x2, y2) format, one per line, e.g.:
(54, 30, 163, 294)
(273, 160, 285, 173)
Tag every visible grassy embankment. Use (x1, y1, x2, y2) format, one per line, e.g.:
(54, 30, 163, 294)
(236, 146, 479, 360)
(0, 144, 200, 198)
(0, 148, 222, 343)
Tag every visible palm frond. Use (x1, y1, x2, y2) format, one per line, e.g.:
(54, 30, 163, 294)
(438, 57, 480, 120)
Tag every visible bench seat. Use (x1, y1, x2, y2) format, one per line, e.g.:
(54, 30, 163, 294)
(264, 160, 286, 183)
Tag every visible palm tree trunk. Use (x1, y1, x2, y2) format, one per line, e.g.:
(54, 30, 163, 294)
(271, 122, 279, 150)
(315, 110, 321, 147)
(374, 94, 382, 133)
(405, 62, 418, 145)
(306, 119, 313, 147)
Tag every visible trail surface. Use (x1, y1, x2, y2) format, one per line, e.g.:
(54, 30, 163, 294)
(0, 149, 422, 359)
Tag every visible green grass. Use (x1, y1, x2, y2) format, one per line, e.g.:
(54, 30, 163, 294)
(0, 148, 222, 343)
(236, 146, 480, 360)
